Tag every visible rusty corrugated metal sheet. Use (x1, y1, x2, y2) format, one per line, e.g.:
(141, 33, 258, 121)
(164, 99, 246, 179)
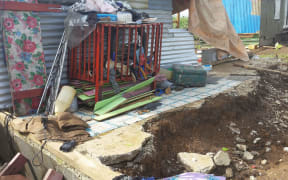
(223, 0, 261, 33)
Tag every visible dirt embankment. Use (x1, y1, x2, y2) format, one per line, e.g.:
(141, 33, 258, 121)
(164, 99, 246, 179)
(112, 65, 288, 179)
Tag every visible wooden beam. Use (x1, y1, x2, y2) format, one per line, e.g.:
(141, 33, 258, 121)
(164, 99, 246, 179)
(13, 88, 44, 100)
(0, 153, 27, 176)
(234, 63, 288, 76)
(0, 1, 61, 12)
(177, 13, 180, 28)
(43, 169, 63, 180)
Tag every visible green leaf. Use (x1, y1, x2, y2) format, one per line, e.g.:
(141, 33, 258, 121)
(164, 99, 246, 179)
(15, 39, 23, 48)
(14, 20, 20, 25)
(222, 147, 229, 152)
(21, 34, 27, 41)
(32, 52, 42, 58)
(30, 72, 35, 77)
(28, 36, 32, 41)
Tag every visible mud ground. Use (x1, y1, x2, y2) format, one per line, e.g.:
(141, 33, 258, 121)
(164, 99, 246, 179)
(111, 59, 288, 179)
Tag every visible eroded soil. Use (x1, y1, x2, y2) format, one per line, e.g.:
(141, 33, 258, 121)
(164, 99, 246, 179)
(112, 65, 288, 179)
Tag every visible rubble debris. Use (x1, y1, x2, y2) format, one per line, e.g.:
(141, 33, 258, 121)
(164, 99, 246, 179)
(225, 168, 233, 178)
(236, 144, 247, 151)
(236, 136, 246, 143)
(265, 141, 272, 146)
(213, 151, 231, 166)
(232, 151, 244, 156)
(243, 151, 254, 161)
(229, 126, 241, 135)
(253, 138, 261, 144)
(283, 147, 288, 152)
(250, 130, 258, 136)
(261, 159, 267, 165)
(206, 152, 215, 158)
(251, 151, 260, 157)
(234, 161, 246, 172)
(177, 152, 215, 173)
(265, 147, 272, 153)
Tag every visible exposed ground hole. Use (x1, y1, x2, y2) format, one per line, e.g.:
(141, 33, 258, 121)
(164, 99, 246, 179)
(111, 70, 288, 179)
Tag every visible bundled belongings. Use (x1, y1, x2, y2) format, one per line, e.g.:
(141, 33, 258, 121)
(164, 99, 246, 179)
(12, 112, 91, 143)
(172, 64, 207, 87)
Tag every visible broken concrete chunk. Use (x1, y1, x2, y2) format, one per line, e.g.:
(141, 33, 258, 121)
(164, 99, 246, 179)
(206, 152, 215, 158)
(261, 159, 267, 165)
(236, 144, 247, 151)
(234, 161, 246, 171)
(243, 151, 254, 161)
(251, 151, 260, 157)
(258, 122, 264, 126)
(265, 141, 271, 146)
(225, 168, 233, 178)
(283, 147, 288, 152)
(230, 122, 237, 127)
(265, 147, 271, 153)
(213, 151, 231, 166)
(232, 150, 244, 156)
(250, 130, 258, 136)
(236, 136, 246, 143)
(253, 138, 261, 144)
(177, 152, 215, 173)
(229, 126, 241, 135)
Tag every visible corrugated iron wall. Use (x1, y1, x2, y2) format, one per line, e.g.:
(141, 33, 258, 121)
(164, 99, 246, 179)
(222, 0, 261, 33)
(0, 33, 13, 109)
(149, 0, 173, 11)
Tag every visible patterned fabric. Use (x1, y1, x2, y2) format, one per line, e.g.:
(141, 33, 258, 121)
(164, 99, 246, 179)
(2, 0, 46, 115)
(3, 12, 46, 90)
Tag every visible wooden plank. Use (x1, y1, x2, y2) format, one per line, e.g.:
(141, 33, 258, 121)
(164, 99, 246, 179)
(94, 96, 162, 121)
(13, 88, 43, 100)
(93, 77, 155, 112)
(233, 63, 288, 76)
(0, 2, 61, 12)
(43, 169, 63, 180)
(0, 153, 27, 176)
(94, 97, 127, 115)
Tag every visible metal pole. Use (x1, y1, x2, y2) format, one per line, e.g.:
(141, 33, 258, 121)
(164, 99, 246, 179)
(36, 31, 66, 114)
(51, 34, 68, 114)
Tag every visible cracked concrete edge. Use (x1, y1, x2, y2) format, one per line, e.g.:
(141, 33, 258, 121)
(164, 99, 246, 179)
(99, 134, 152, 165)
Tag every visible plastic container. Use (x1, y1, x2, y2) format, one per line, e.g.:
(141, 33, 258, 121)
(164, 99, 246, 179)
(202, 64, 212, 71)
(97, 14, 117, 21)
(159, 68, 173, 80)
(55, 86, 77, 114)
(172, 64, 207, 87)
(68, 96, 78, 113)
(202, 48, 217, 65)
